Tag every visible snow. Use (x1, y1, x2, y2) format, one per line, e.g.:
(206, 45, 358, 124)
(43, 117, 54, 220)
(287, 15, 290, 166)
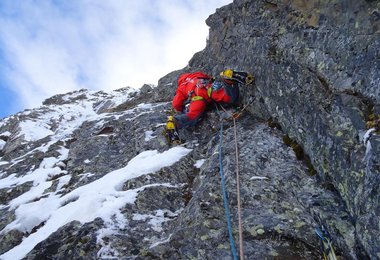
(0, 146, 191, 260)
(363, 128, 375, 146)
(14, 89, 136, 144)
(6, 91, 137, 169)
(194, 159, 206, 168)
(250, 176, 268, 180)
(0, 131, 11, 137)
(132, 209, 182, 232)
(144, 130, 155, 141)
(150, 234, 172, 248)
(56, 175, 71, 191)
(136, 103, 154, 109)
(19, 120, 54, 142)
(362, 128, 377, 177)
(0, 140, 6, 150)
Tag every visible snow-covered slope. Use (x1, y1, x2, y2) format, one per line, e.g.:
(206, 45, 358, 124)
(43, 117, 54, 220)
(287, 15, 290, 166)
(0, 88, 192, 259)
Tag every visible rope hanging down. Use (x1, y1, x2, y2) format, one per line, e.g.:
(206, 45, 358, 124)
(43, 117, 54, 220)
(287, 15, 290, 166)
(217, 103, 245, 259)
(218, 122, 238, 260)
(233, 116, 244, 259)
(315, 225, 338, 260)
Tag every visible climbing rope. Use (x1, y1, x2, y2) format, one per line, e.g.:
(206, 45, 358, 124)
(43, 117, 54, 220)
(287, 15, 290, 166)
(315, 224, 338, 260)
(216, 103, 245, 259)
(233, 116, 244, 259)
(218, 122, 238, 260)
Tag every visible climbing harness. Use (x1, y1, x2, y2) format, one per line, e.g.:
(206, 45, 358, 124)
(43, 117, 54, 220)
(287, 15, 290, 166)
(315, 225, 338, 260)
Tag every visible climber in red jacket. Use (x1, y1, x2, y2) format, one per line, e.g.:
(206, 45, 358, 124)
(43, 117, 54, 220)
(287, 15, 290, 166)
(170, 69, 254, 129)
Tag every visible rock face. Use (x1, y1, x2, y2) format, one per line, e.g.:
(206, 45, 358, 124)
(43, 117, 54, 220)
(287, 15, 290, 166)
(180, 0, 379, 258)
(0, 0, 379, 259)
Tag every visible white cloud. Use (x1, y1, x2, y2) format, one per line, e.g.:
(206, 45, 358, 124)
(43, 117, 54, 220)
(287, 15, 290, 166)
(0, 0, 232, 111)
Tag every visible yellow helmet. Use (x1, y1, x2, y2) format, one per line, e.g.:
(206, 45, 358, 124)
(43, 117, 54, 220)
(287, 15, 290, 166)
(220, 69, 234, 79)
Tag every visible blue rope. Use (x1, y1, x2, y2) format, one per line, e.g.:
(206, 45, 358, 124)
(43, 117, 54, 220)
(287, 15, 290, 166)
(218, 122, 238, 260)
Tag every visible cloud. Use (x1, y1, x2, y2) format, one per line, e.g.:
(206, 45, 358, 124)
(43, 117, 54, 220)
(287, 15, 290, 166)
(0, 0, 232, 112)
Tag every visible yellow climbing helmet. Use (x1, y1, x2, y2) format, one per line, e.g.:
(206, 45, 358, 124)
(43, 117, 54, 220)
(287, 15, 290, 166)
(220, 69, 234, 79)
(220, 69, 255, 85)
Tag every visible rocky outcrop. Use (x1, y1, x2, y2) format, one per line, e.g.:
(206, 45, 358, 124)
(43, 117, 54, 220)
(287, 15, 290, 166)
(175, 0, 379, 258)
(0, 0, 379, 259)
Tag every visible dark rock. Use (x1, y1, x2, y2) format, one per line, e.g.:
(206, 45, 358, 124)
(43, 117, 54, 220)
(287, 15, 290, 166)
(25, 219, 103, 260)
(0, 229, 24, 255)
(140, 84, 153, 95)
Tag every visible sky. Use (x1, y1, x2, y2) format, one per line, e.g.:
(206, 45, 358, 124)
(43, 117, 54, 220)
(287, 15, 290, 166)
(0, 0, 232, 119)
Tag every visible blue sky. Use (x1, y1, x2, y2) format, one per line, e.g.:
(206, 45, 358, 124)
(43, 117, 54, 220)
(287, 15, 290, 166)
(0, 0, 232, 119)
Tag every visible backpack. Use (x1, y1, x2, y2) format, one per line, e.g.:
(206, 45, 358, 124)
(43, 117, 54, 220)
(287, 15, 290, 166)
(177, 72, 212, 88)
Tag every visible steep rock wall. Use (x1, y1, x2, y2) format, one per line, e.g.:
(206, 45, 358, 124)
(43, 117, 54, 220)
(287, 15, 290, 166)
(180, 0, 380, 257)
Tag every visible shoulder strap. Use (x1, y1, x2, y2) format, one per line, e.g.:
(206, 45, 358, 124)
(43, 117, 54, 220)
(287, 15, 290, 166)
(177, 72, 212, 87)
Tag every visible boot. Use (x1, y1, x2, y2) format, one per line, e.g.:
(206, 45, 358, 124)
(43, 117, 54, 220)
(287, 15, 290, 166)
(165, 116, 181, 145)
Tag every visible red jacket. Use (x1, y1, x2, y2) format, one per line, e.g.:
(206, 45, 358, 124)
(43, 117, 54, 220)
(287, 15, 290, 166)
(172, 72, 213, 112)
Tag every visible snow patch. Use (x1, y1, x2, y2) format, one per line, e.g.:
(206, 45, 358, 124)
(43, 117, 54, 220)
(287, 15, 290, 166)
(136, 103, 154, 109)
(363, 128, 376, 163)
(18, 120, 54, 142)
(0, 131, 12, 137)
(133, 209, 181, 232)
(194, 159, 205, 168)
(150, 234, 172, 248)
(56, 175, 71, 191)
(0, 161, 9, 166)
(0, 140, 6, 150)
(0, 147, 191, 260)
(144, 130, 155, 141)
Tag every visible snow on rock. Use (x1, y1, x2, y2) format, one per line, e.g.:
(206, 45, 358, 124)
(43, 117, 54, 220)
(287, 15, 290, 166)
(10, 89, 136, 144)
(132, 209, 182, 232)
(0, 139, 6, 150)
(0, 147, 191, 260)
(144, 130, 155, 141)
(0, 131, 11, 137)
(194, 159, 205, 168)
(18, 120, 54, 142)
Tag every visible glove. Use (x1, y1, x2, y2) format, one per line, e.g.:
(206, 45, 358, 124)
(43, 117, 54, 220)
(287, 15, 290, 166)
(211, 81, 223, 91)
(245, 74, 255, 84)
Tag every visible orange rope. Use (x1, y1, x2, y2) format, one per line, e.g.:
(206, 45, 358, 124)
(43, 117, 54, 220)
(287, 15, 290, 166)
(233, 116, 244, 259)
(218, 104, 244, 259)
